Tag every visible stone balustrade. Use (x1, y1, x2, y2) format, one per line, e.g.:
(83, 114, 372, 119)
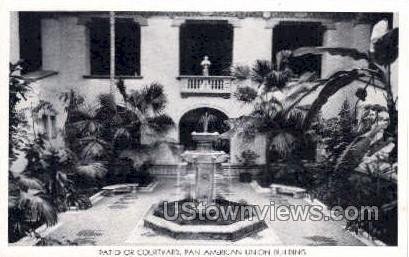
(177, 76, 233, 97)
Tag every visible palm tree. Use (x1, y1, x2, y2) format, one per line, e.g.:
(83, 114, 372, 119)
(109, 11, 116, 99)
(229, 51, 311, 176)
(21, 135, 108, 211)
(62, 82, 174, 174)
(8, 171, 58, 242)
(124, 82, 174, 138)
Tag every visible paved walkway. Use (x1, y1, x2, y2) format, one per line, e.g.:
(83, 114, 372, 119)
(44, 180, 364, 246)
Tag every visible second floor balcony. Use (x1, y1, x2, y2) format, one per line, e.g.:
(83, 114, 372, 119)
(177, 75, 233, 98)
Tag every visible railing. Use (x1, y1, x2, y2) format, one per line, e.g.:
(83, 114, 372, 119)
(177, 76, 233, 96)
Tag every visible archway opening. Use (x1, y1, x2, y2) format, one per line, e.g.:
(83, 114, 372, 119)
(179, 107, 230, 152)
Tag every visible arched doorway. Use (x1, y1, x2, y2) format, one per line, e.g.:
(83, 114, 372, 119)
(179, 107, 230, 152)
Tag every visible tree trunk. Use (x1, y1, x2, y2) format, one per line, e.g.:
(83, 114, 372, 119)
(109, 11, 116, 102)
(385, 92, 397, 138)
(264, 136, 271, 176)
(384, 64, 397, 160)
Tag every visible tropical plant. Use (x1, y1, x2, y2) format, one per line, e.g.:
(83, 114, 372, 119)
(8, 61, 55, 242)
(290, 20, 398, 162)
(9, 61, 32, 164)
(61, 81, 174, 184)
(8, 169, 58, 242)
(229, 51, 315, 177)
(290, 22, 399, 226)
(21, 135, 107, 211)
(320, 99, 357, 165)
(112, 81, 175, 148)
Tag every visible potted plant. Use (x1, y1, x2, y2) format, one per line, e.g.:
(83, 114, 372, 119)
(236, 150, 259, 183)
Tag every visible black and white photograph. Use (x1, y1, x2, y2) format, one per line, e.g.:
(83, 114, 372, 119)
(2, 2, 407, 256)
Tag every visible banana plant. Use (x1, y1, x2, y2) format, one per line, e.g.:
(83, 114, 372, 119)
(291, 20, 398, 137)
(287, 19, 398, 172)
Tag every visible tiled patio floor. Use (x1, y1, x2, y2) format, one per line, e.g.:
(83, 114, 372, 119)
(43, 180, 365, 246)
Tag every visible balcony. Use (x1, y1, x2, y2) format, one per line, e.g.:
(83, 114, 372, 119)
(177, 76, 233, 98)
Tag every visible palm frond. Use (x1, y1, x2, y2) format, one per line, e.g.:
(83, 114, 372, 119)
(143, 83, 167, 113)
(282, 82, 325, 117)
(335, 125, 384, 172)
(234, 86, 258, 103)
(285, 83, 317, 102)
(79, 137, 109, 160)
(115, 79, 128, 101)
(226, 116, 259, 141)
(113, 127, 131, 141)
(264, 70, 291, 91)
(298, 71, 318, 83)
(293, 46, 369, 61)
(282, 109, 305, 131)
(253, 100, 281, 122)
(128, 90, 147, 113)
(69, 119, 102, 136)
(18, 190, 58, 226)
(251, 60, 273, 84)
(13, 173, 44, 191)
(147, 114, 175, 134)
(373, 28, 398, 66)
(270, 132, 296, 157)
(232, 65, 251, 80)
(75, 162, 107, 179)
(302, 69, 367, 130)
(98, 94, 117, 112)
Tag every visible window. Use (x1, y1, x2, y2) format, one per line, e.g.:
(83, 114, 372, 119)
(89, 17, 140, 76)
(180, 20, 233, 76)
(273, 22, 324, 77)
(19, 12, 42, 74)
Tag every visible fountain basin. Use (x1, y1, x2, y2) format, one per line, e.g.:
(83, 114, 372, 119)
(142, 130, 268, 241)
(181, 150, 228, 163)
(153, 198, 254, 225)
(144, 198, 267, 241)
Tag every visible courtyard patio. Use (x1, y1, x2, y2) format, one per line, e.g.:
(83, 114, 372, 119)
(19, 180, 366, 246)
(8, 11, 398, 248)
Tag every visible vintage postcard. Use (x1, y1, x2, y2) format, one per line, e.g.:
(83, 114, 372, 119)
(1, 0, 408, 257)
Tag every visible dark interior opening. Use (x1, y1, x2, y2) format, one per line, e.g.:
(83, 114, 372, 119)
(19, 12, 42, 74)
(272, 22, 324, 77)
(179, 108, 230, 153)
(89, 17, 140, 76)
(180, 20, 233, 76)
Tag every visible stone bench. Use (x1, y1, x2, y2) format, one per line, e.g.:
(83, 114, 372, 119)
(270, 184, 306, 199)
(102, 183, 139, 195)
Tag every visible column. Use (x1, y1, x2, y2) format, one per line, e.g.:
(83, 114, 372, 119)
(9, 12, 20, 63)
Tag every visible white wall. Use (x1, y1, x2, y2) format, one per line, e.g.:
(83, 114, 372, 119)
(9, 12, 20, 63)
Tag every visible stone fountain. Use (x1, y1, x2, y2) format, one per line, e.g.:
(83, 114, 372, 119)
(143, 114, 267, 241)
(180, 131, 228, 205)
